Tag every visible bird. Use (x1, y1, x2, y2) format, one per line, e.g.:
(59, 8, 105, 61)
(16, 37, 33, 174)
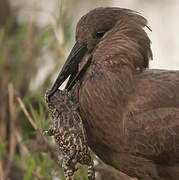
(47, 7, 179, 180)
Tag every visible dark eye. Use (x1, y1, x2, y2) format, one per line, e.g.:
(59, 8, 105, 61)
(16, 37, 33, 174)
(96, 30, 105, 38)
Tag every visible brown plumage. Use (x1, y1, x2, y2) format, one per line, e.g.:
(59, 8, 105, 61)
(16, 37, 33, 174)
(48, 7, 179, 180)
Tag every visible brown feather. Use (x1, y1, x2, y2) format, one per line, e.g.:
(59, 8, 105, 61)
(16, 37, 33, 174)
(69, 7, 179, 180)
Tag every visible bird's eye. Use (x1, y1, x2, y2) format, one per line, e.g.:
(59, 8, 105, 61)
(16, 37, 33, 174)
(96, 30, 105, 38)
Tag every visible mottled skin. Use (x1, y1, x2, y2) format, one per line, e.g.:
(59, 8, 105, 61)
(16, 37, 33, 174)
(44, 90, 94, 180)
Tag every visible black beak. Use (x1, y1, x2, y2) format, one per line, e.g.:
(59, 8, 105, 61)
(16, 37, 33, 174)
(47, 41, 87, 99)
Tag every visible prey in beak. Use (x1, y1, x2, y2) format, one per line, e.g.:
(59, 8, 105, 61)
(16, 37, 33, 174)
(47, 41, 91, 99)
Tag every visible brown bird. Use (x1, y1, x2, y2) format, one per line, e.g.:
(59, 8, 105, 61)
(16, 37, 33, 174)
(48, 7, 179, 180)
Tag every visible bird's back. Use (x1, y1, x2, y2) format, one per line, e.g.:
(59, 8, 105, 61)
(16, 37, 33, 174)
(131, 69, 179, 114)
(125, 69, 179, 162)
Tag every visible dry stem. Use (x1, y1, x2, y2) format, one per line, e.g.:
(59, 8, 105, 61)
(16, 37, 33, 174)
(17, 97, 37, 130)
(0, 162, 4, 180)
(4, 83, 17, 178)
(8, 83, 16, 161)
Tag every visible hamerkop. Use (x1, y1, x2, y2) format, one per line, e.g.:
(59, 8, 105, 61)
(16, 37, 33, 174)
(48, 7, 179, 180)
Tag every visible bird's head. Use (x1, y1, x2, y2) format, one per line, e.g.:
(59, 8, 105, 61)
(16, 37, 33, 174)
(48, 7, 153, 98)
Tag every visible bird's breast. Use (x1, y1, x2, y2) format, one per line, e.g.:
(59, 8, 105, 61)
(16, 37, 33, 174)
(73, 65, 129, 154)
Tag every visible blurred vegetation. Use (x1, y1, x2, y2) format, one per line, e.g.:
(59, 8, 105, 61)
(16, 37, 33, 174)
(0, 0, 132, 180)
(0, 0, 73, 179)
